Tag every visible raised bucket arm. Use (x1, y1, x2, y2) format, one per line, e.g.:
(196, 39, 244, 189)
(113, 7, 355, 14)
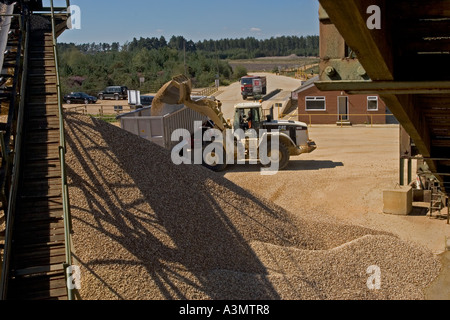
(151, 74, 231, 131)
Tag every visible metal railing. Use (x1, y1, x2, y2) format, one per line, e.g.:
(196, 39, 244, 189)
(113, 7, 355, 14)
(278, 110, 399, 127)
(0, 7, 23, 209)
(195, 85, 219, 97)
(64, 104, 135, 123)
(1, 1, 73, 300)
(41, 0, 71, 14)
(65, 103, 134, 115)
(0, 12, 28, 300)
(50, 0, 74, 300)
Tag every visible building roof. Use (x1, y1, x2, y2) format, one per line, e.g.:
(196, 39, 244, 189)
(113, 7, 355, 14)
(292, 76, 320, 94)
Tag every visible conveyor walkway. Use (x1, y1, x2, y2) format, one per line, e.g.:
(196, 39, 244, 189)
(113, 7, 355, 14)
(0, 0, 72, 300)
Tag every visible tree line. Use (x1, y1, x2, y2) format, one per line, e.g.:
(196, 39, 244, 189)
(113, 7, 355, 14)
(58, 35, 319, 96)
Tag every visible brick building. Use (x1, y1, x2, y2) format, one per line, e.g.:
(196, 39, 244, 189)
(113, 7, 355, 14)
(293, 76, 396, 125)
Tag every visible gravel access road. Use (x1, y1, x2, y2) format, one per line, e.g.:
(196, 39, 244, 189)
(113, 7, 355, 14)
(215, 72, 304, 121)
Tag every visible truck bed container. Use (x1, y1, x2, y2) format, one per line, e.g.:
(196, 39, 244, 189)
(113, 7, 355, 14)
(117, 105, 208, 150)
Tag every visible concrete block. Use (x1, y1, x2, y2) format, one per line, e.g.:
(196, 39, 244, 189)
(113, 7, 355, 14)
(412, 189, 431, 202)
(423, 190, 431, 203)
(383, 186, 413, 215)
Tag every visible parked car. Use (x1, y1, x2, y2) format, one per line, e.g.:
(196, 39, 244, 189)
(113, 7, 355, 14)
(63, 92, 97, 104)
(98, 86, 128, 100)
(140, 95, 154, 107)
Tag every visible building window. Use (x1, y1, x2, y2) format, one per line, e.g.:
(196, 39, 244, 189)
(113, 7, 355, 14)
(367, 96, 378, 111)
(305, 96, 326, 111)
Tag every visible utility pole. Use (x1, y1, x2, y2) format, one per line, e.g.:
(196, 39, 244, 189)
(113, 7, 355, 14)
(184, 40, 187, 76)
(215, 42, 219, 87)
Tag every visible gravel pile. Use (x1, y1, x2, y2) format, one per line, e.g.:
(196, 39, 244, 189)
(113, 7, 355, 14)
(30, 15, 51, 31)
(64, 112, 441, 300)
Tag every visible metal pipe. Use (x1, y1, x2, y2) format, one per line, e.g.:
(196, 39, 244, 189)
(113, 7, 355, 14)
(31, 13, 69, 17)
(407, 158, 412, 185)
(401, 156, 450, 161)
(417, 172, 450, 177)
(0, 132, 7, 166)
(400, 158, 404, 186)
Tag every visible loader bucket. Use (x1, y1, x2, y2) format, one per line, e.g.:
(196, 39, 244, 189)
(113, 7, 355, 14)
(151, 75, 192, 116)
(151, 75, 230, 131)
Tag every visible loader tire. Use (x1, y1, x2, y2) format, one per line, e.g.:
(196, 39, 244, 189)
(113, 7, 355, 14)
(262, 142, 290, 170)
(202, 143, 228, 172)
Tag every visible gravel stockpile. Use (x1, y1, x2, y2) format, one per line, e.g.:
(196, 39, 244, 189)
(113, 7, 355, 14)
(64, 112, 441, 300)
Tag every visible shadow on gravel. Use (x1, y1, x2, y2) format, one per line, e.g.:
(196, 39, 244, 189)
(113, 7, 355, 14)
(287, 160, 344, 171)
(409, 206, 429, 216)
(64, 114, 399, 300)
(64, 114, 292, 300)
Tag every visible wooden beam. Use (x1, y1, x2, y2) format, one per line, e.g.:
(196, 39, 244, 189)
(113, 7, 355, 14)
(380, 94, 431, 156)
(319, 0, 394, 81)
(315, 80, 450, 95)
(394, 20, 450, 39)
(391, 0, 450, 19)
(379, 94, 443, 179)
(401, 38, 450, 54)
(382, 93, 449, 190)
(417, 95, 450, 106)
(319, 23, 347, 59)
(395, 54, 450, 81)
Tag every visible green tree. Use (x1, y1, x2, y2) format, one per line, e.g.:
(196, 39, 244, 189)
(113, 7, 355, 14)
(234, 66, 248, 80)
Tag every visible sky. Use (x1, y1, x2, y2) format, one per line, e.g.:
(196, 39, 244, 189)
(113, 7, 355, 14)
(54, 0, 320, 45)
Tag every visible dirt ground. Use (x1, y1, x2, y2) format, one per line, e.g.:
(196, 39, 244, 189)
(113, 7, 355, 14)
(216, 72, 304, 121)
(222, 125, 449, 256)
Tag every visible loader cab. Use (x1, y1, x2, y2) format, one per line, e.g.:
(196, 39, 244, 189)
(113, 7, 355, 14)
(233, 103, 263, 131)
